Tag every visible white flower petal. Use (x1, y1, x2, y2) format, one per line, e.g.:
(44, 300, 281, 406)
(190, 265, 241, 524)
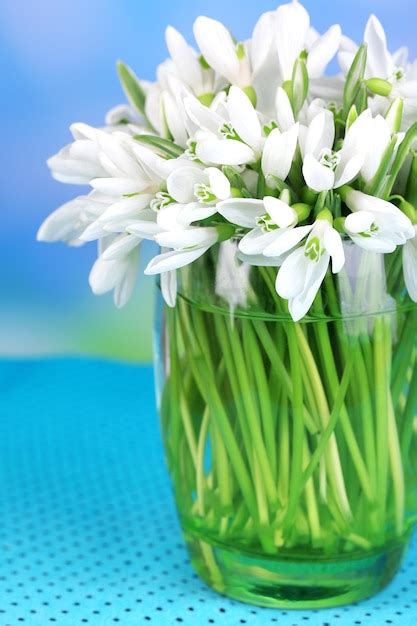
(184, 95, 224, 134)
(263, 224, 313, 257)
(196, 137, 255, 165)
(261, 124, 299, 180)
(167, 166, 204, 203)
(323, 225, 345, 273)
(227, 86, 263, 152)
(145, 246, 211, 274)
(113, 249, 139, 308)
(364, 14, 393, 78)
(206, 168, 231, 200)
(275, 0, 310, 81)
(155, 226, 218, 249)
(178, 202, 218, 225)
(251, 10, 276, 75)
(162, 91, 189, 148)
(263, 196, 297, 228)
(90, 177, 149, 196)
(193, 16, 239, 84)
(217, 198, 265, 227)
(334, 154, 364, 188)
(275, 247, 307, 298)
(307, 25, 341, 79)
(239, 227, 279, 255)
(275, 86, 295, 131)
(37, 197, 84, 242)
(403, 231, 417, 301)
(99, 194, 153, 222)
(303, 154, 335, 192)
(303, 110, 335, 158)
(289, 251, 329, 321)
(101, 233, 141, 261)
(345, 210, 375, 234)
(161, 268, 178, 307)
(165, 26, 202, 91)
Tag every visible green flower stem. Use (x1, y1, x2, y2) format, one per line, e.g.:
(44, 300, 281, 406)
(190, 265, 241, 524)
(178, 302, 259, 525)
(374, 317, 390, 533)
(294, 326, 353, 519)
(388, 395, 405, 536)
(400, 356, 417, 460)
(300, 352, 354, 491)
(283, 323, 305, 531)
(242, 322, 277, 476)
(225, 322, 278, 509)
(252, 320, 318, 435)
(160, 253, 417, 556)
(303, 440, 322, 546)
(277, 389, 290, 507)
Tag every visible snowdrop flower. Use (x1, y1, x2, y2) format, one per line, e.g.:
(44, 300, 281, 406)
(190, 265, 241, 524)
(343, 188, 414, 253)
(340, 15, 417, 124)
(403, 225, 417, 301)
(215, 240, 251, 312)
(89, 236, 141, 308)
(193, 10, 277, 100)
(262, 124, 300, 184)
(151, 164, 231, 232)
(145, 226, 228, 279)
(301, 111, 364, 192)
(274, 0, 342, 95)
(165, 26, 219, 102)
(276, 210, 345, 320)
(341, 110, 393, 185)
(185, 87, 264, 165)
(47, 123, 108, 185)
(218, 194, 311, 260)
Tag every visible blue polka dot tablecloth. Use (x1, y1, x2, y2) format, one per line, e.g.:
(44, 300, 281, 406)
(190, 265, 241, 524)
(0, 358, 416, 626)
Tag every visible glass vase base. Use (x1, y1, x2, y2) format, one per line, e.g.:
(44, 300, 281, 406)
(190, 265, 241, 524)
(185, 532, 410, 609)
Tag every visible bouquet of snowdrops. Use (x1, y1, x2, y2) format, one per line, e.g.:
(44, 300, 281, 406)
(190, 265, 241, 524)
(38, 1, 417, 608)
(38, 1, 417, 320)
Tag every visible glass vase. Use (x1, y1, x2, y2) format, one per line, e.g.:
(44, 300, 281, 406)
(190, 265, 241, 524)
(153, 240, 417, 609)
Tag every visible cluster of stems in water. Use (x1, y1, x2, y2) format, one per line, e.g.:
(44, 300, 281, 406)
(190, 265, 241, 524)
(159, 248, 417, 559)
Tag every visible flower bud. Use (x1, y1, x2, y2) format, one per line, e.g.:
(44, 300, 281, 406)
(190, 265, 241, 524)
(243, 86, 257, 107)
(292, 203, 311, 222)
(365, 78, 393, 97)
(385, 98, 404, 133)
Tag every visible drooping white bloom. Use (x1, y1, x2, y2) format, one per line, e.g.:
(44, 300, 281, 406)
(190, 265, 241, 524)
(262, 124, 300, 183)
(403, 225, 417, 301)
(344, 189, 414, 253)
(339, 15, 417, 125)
(276, 213, 345, 320)
(89, 236, 140, 308)
(165, 26, 218, 99)
(145, 226, 220, 277)
(47, 123, 109, 185)
(341, 110, 393, 184)
(275, 1, 341, 81)
(301, 111, 364, 192)
(193, 10, 277, 91)
(218, 195, 311, 261)
(185, 87, 264, 165)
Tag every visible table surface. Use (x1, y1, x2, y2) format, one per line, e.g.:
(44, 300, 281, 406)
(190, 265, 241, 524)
(0, 358, 416, 626)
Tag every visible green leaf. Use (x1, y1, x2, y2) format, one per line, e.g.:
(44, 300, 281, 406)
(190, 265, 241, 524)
(365, 135, 398, 197)
(222, 166, 246, 189)
(133, 134, 184, 159)
(406, 153, 417, 207)
(383, 123, 417, 198)
(117, 61, 147, 116)
(343, 44, 367, 116)
(291, 58, 309, 118)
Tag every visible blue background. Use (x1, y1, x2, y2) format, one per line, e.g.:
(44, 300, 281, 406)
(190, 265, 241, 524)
(2, 0, 417, 361)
